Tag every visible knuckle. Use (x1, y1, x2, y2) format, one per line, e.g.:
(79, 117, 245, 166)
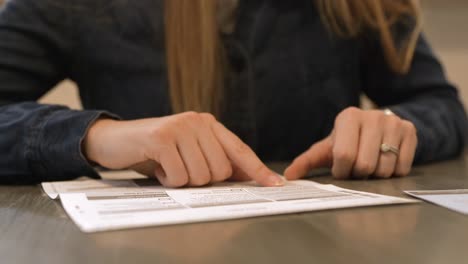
(182, 111, 200, 119)
(344, 106, 360, 115)
(169, 118, 186, 131)
(168, 176, 189, 188)
(190, 175, 210, 187)
(370, 110, 382, 120)
(369, 109, 383, 118)
(188, 165, 211, 187)
(150, 127, 174, 144)
(331, 167, 348, 179)
(170, 112, 203, 131)
(395, 166, 411, 177)
(178, 111, 202, 125)
(200, 112, 217, 123)
(386, 116, 402, 130)
(220, 165, 233, 179)
(336, 107, 360, 124)
(213, 165, 233, 181)
(354, 161, 375, 176)
(333, 150, 355, 164)
(403, 120, 416, 129)
(402, 121, 418, 145)
(164, 175, 188, 188)
(368, 112, 385, 127)
(388, 114, 402, 123)
(375, 168, 393, 178)
(184, 111, 202, 121)
(402, 121, 417, 135)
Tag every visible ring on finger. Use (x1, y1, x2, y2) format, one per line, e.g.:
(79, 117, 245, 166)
(380, 143, 400, 156)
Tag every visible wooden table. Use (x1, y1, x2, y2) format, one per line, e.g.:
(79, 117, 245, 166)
(1, 156, 467, 264)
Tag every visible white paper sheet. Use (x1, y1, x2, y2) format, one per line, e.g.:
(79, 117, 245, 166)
(41, 170, 148, 199)
(42, 179, 416, 232)
(405, 189, 468, 215)
(41, 179, 139, 199)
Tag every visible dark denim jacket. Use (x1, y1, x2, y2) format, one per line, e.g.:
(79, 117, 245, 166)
(0, 0, 466, 183)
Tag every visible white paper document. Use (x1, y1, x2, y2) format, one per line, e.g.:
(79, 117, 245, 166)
(405, 189, 468, 215)
(42, 179, 140, 199)
(42, 179, 416, 232)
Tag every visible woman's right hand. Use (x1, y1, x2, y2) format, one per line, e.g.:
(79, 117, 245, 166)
(83, 112, 284, 188)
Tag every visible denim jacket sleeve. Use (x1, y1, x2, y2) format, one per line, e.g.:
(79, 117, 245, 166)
(361, 33, 468, 164)
(0, 0, 114, 183)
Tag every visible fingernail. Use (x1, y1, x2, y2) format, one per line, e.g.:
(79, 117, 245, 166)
(267, 174, 284, 186)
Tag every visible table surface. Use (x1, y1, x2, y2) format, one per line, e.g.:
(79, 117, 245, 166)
(1, 155, 467, 264)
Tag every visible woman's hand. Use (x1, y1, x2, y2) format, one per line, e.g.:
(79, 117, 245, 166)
(83, 112, 284, 187)
(284, 107, 418, 180)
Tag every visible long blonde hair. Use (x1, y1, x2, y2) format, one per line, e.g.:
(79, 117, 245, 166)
(164, 0, 422, 115)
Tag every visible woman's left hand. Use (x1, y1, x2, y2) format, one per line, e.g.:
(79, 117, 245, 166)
(284, 107, 418, 180)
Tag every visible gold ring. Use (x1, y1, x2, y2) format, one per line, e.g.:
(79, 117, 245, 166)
(380, 143, 399, 156)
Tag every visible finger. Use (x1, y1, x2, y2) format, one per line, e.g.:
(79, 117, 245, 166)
(155, 144, 189, 188)
(284, 137, 333, 180)
(212, 122, 284, 187)
(197, 114, 232, 183)
(129, 160, 158, 177)
(394, 121, 418, 177)
(154, 163, 165, 178)
(228, 163, 251, 182)
(331, 108, 361, 179)
(352, 113, 383, 178)
(177, 134, 212, 186)
(374, 116, 403, 178)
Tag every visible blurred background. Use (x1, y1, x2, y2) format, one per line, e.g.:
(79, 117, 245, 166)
(1, 0, 467, 110)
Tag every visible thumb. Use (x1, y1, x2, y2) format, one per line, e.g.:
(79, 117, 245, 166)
(284, 136, 333, 180)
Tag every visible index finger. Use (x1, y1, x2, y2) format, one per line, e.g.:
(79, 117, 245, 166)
(211, 122, 284, 187)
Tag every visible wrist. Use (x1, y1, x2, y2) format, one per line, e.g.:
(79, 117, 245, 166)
(83, 118, 119, 165)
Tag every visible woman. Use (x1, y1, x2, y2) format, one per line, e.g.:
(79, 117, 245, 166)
(0, 0, 466, 186)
